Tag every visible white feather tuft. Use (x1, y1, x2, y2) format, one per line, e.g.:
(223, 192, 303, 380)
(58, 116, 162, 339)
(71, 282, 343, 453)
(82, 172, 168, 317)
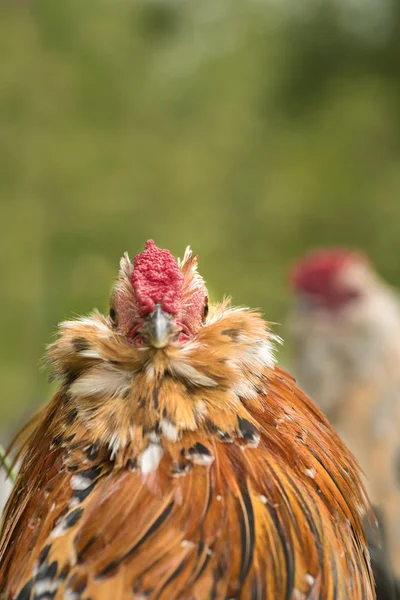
(69, 368, 132, 399)
(140, 443, 164, 474)
(119, 251, 133, 277)
(70, 474, 92, 491)
(161, 418, 179, 442)
(169, 360, 216, 388)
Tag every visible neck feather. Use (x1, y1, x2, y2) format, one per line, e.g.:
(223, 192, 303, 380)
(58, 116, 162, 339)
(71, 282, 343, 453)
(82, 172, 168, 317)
(45, 306, 279, 472)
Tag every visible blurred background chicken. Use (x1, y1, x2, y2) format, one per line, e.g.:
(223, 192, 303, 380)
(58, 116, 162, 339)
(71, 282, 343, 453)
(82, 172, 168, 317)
(288, 248, 400, 578)
(0, 241, 374, 599)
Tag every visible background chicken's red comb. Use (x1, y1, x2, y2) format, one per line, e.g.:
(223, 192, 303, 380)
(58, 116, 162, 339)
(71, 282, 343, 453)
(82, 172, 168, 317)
(131, 240, 183, 316)
(289, 248, 367, 295)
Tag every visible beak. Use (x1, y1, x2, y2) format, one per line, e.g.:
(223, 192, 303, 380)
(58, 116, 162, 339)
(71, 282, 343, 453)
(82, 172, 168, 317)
(144, 304, 179, 349)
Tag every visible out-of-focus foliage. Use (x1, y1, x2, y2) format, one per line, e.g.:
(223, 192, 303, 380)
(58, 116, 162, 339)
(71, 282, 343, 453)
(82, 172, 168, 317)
(1, 0, 400, 430)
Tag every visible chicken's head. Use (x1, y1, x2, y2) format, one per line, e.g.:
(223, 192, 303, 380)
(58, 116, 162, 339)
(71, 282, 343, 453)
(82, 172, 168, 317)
(110, 240, 208, 348)
(289, 247, 373, 312)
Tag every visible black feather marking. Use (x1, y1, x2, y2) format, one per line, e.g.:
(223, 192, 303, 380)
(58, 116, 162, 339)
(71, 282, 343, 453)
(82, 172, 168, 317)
(216, 554, 228, 579)
(58, 564, 69, 580)
(76, 535, 97, 564)
(84, 444, 99, 461)
(190, 546, 213, 583)
(172, 460, 192, 476)
(62, 391, 73, 405)
(132, 553, 167, 583)
(36, 561, 58, 581)
(272, 475, 305, 553)
(37, 544, 51, 567)
(210, 571, 219, 600)
(64, 371, 79, 387)
(187, 442, 214, 464)
(237, 417, 259, 444)
(153, 386, 160, 410)
(142, 425, 159, 436)
(15, 580, 33, 600)
(72, 482, 96, 503)
(79, 465, 102, 480)
(67, 464, 79, 472)
(221, 328, 240, 340)
(218, 431, 233, 443)
(51, 434, 63, 447)
(204, 419, 218, 433)
(236, 481, 256, 588)
(189, 442, 211, 456)
(308, 445, 357, 524)
(285, 473, 323, 564)
(66, 409, 78, 426)
(96, 501, 175, 579)
(124, 500, 175, 555)
(53, 506, 69, 525)
(131, 531, 182, 585)
(199, 461, 215, 524)
(63, 508, 84, 530)
(72, 337, 90, 353)
(34, 592, 56, 600)
(67, 573, 87, 593)
(95, 558, 120, 580)
(255, 386, 267, 397)
(33, 592, 56, 600)
(127, 458, 137, 470)
(265, 503, 294, 600)
(154, 556, 190, 598)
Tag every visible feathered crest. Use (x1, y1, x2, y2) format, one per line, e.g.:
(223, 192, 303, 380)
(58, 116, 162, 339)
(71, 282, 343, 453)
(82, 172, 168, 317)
(119, 251, 133, 278)
(178, 246, 204, 289)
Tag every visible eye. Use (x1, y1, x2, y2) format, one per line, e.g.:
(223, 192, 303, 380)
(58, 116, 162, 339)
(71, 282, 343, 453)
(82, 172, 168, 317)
(202, 297, 209, 322)
(109, 306, 118, 327)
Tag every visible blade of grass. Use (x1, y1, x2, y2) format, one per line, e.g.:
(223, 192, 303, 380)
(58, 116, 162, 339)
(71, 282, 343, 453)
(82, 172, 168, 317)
(0, 443, 17, 484)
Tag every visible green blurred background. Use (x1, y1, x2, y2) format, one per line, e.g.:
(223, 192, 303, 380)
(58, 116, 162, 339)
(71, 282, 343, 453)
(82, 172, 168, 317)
(1, 0, 400, 436)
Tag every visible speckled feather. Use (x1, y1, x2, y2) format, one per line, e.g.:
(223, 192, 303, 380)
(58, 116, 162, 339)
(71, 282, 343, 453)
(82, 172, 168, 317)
(0, 244, 375, 599)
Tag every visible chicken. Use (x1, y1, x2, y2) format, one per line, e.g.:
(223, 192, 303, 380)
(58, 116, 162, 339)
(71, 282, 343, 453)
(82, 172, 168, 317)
(288, 247, 400, 578)
(0, 240, 375, 599)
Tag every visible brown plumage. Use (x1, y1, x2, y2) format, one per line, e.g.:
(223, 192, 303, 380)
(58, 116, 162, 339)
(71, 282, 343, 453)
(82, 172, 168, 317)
(0, 241, 374, 599)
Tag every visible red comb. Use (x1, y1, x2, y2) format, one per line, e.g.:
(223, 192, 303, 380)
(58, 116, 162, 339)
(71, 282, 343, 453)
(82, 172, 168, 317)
(289, 248, 366, 295)
(132, 240, 183, 316)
